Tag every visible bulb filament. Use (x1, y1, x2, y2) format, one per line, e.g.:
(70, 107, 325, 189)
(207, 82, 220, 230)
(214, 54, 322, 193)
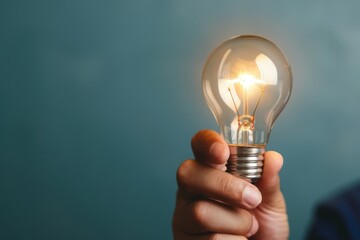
(227, 81, 265, 145)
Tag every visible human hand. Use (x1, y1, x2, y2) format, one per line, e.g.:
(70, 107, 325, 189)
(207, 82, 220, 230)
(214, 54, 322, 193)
(172, 129, 289, 240)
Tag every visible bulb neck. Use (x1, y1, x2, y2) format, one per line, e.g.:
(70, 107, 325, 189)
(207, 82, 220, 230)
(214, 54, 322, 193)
(226, 146, 265, 183)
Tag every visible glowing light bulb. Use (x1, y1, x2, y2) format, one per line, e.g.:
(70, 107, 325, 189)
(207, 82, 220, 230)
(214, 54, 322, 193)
(202, 35, 292, 183)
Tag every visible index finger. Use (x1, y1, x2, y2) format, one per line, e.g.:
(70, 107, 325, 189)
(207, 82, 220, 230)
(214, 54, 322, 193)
(177, 160, 262, 209)
(191, 129, 230, 169)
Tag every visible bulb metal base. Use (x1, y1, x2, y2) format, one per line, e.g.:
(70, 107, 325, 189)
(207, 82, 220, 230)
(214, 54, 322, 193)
(226, 146, 265, 183)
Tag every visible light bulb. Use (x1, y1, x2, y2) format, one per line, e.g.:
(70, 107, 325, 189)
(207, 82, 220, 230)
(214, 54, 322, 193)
(202, 35, 292, 183)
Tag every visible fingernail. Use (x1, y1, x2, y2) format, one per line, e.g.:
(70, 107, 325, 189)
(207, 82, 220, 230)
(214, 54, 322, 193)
(210, 142, 229, 163)
(243, 186, 262, 207)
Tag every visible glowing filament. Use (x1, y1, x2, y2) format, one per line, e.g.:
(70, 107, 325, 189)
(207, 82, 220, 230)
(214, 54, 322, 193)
(227, 74, 266, 89)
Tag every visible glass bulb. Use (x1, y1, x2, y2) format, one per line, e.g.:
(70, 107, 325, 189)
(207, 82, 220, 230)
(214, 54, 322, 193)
(202, 35, 292, 183)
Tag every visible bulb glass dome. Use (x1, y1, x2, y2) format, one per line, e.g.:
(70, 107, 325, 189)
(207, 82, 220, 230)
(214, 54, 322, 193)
(202, 35, 292, 147)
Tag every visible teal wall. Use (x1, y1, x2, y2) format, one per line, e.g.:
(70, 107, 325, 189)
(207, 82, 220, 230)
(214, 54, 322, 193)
(2, 1, 360, 239)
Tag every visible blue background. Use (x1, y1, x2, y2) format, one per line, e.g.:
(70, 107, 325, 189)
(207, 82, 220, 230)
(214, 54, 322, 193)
(2, 1, 360, 239)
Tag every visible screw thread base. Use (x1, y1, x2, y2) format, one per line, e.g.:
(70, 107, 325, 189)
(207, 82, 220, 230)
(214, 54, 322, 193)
(226, 146, 265, 183)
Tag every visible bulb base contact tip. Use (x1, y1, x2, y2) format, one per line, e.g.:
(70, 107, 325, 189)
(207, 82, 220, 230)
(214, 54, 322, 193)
(226, 146, 265, 183)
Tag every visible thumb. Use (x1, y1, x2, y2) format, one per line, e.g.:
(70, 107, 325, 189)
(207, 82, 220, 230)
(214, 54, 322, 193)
(255, 151, 286, 208)
(253, 152, 289, 239)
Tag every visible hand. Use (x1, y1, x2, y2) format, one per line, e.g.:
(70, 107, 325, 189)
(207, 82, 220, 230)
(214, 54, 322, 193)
(172, 129, 289, 240)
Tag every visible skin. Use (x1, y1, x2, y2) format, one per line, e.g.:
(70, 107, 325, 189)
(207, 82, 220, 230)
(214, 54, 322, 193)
(173, 129, 289, 240)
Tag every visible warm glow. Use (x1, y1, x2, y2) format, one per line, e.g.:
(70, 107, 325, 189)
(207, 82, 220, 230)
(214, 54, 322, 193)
(227, 73, 265, 88)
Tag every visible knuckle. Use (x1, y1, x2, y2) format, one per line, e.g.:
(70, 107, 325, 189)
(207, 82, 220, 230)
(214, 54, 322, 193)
(237, 209, 253, 231)
(191, 131, 200, 147)
(191, 130, 204, 147)
(192, 200, 210, 228)
(218, 175, 243, 200)
(176, 160, 193, 188)
(191, 129, 212, 148)
(219, 175, 233, 193)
